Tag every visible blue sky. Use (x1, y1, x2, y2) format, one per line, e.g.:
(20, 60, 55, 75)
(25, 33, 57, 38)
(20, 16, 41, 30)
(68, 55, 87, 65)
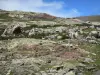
(0, 0, 100, 17)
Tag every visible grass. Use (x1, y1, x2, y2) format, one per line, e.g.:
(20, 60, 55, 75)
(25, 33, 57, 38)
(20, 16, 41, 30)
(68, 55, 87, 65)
(0, 13, 13, 21)
(83, 28, 96, 33)
(79, 42, 100, 75)
(26, 24, 69, 29)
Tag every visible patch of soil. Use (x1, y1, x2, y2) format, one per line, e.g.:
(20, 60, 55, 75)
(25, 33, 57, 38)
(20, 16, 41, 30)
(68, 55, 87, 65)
(60, 51, 81, 60)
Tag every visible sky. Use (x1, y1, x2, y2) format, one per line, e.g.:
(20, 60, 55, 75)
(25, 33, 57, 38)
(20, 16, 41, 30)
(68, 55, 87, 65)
(0, 0, 100, 18)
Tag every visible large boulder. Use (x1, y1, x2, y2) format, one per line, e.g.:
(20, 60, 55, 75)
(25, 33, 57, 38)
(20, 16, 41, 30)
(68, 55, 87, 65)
(28, 28, 44, 37)
(69, 31, 79, 39)
(1, 22, 26, 37)
(90, 31, 100, 38)
(28, 28, 35, 37)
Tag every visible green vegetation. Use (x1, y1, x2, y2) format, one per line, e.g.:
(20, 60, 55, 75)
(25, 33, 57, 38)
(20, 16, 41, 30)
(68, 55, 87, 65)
(79, 43, 100, 75)
(0, 13, 13, 21)
(83, 28, 96, 33)
(26, 24, 68, 29)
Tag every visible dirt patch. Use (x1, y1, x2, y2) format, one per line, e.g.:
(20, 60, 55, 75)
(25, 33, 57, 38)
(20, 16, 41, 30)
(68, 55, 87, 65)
(61, 51, 81, 60)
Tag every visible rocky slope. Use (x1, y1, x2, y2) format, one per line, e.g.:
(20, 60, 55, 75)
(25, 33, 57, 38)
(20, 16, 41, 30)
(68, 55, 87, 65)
(0, 9, 100, 75)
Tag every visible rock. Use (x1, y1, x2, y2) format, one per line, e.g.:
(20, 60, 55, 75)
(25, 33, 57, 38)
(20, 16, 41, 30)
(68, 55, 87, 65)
(91, 31, 98, 34)
(0, 61, 6, 66)
(6, 70, 12, 75)
(88, 40, 97, 44)
(57, 69, 67, 75)
(95, 70, 100, 75)
(91, 53, 96, 56)
(86, 21, 91, 24)
(35, 73, 41, 75)
(13, 54, 23, 59)
(0, 54, 6, 60)
(85, 66, 96, 71)
(48, 73, 55, 75)
(48, 35, 56, 40)
(69, 31, 79, 39)
(55, 65, 64, 71)
(57, 36, 62, 40)
(1, 22, 26, 37)
(78, 63, 86, 67)
(40, 71, 47, 75)
(0, 47, 7, 53)
(77, 73, 83, 75)
(65, 71, 75, 75)
(55, 26, 66, 33)
(47, 60, 51, 63)
(28, 28, 35, 37)
(84, 58, 94, 63)
(90, 31, 100, 38)
(48, 68, 57, 72)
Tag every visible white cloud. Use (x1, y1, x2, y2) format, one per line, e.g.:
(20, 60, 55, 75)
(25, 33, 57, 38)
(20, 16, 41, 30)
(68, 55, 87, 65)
(0, 0, 20, 10)
(0, 0, 81, 17)
(0, 0, 63, 10)
(27, 0, 63, 9)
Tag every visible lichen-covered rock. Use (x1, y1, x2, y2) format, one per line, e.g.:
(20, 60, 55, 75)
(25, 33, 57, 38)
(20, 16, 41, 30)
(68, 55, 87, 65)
(1, 21, 26, 37)
(65, 71, 75, 75)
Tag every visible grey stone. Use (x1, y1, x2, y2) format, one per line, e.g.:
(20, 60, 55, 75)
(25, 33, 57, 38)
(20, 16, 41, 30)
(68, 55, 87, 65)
(95, 70, 100, 75)
(65, 71, 75, 75)
(40, 71, 47, 75)
(84, 58, 94, 63)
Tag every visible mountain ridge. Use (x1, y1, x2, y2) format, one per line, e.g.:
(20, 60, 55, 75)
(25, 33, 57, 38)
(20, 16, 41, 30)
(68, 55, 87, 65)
(75, 15, 100, 22)
(1, 9, 100, 22)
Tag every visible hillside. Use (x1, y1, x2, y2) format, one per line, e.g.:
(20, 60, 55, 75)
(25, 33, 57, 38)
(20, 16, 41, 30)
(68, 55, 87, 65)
(0, 9, 100, 75)
(0, 9, 56, 21)
(0, 9, 84, 25)
(75, 15, 100, 22)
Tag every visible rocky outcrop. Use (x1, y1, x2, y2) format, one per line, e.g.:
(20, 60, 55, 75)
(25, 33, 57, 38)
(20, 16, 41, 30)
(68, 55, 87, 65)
(90, 31, 100, 38)
(1, 22, 26, 37)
